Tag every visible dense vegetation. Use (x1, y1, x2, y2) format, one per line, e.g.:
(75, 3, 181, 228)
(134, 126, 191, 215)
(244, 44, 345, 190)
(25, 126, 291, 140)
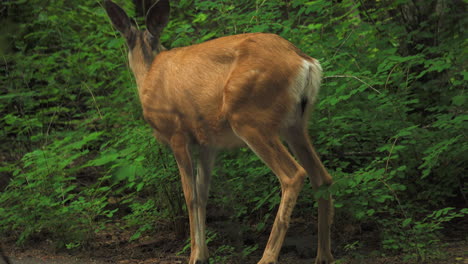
(1, 0, 466, 263)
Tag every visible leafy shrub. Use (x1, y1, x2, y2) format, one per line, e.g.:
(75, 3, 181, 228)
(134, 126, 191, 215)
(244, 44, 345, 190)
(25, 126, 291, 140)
(0, 0, 465, 263)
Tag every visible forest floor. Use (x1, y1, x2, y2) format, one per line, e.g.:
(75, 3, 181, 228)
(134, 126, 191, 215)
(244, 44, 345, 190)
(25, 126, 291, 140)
(4, 241, 467, 264)
(3, 222, 467, 264)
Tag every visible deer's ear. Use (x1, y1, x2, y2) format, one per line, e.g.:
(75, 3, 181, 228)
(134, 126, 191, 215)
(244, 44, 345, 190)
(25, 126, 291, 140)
(104, 0, 133, 37)
(146, 0, 170, 38)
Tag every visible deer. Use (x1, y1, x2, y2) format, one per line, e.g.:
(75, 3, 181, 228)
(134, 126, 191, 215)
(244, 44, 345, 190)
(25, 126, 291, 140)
(104, 0, 334, 263)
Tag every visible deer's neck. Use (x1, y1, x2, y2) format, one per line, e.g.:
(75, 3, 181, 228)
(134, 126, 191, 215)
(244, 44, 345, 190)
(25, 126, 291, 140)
(130, 44, 166, 91)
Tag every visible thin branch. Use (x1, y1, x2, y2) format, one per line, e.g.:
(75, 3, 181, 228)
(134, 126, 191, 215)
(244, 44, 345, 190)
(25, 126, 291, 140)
(343, 151, 381, 156)
(385, 137, 399, 173)
(332, 29, 355, 59)
(380, 136, 409, 219)
(83, 82, 103, 119)
(385, 63, 400, 90)
(324, 75, 381, 94)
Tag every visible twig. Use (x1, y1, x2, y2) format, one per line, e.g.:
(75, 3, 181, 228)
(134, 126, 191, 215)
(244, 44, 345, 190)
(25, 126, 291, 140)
(44, 107, 59, 146)
(324, 75, 381, 94)
(385, 63, 400, 90)
(332, 29, 355, 59)
(385, 137, 399, 173)
(343, 151, 381, 156)
(83, 82, 103, 119)
(380, 136, 409, 219)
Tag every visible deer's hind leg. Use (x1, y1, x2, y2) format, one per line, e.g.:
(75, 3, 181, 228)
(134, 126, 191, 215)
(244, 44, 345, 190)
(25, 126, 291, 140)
(282, 117, 334, 264)
(230, 119, 306, 264)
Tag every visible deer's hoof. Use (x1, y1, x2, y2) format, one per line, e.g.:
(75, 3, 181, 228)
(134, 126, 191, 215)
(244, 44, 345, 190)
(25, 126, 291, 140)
(315, 257, 335, 264)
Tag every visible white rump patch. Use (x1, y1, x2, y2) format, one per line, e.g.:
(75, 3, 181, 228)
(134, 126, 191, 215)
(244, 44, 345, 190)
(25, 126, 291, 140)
(284, 58, 322, 126)
(290, 58, 322, 105)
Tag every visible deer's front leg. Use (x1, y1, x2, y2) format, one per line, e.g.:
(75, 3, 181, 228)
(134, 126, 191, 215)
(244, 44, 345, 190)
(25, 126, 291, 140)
(170, 134, 208, 264)
(193, 147, 216, 262)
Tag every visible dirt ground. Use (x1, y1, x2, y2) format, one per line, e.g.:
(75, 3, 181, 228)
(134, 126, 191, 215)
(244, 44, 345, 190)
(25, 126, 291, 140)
(3, 230, 467, 264)
(4, 242, 468, 264)
(2, 217, 467, 264)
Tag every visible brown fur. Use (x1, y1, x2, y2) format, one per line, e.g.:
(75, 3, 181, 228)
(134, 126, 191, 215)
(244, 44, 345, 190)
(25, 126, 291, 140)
(104, 1, 335, 263)
(142, 33, 302, 147)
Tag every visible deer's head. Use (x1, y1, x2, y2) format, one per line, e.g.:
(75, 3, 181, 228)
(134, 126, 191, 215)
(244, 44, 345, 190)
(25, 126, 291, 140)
(104, 0, 170, 87)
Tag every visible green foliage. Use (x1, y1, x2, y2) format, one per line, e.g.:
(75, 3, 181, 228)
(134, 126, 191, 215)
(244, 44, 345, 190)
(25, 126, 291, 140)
(209, 244, 236, 264)
(381, 207, 467, 262)
(0, 130, 117, 247)
(0, 0, 466, 262)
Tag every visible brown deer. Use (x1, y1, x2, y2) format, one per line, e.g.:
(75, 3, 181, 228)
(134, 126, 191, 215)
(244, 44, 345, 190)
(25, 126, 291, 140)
(104, 0, 334, 263)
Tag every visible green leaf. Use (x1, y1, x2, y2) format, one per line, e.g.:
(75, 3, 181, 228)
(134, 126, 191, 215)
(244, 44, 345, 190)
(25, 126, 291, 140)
(402, 218, 412, 227)
(193, 13, 208, 23)
(89, 152, 120, 166)
(452, 95, 466, 106)
(136, 182, 145, 192)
